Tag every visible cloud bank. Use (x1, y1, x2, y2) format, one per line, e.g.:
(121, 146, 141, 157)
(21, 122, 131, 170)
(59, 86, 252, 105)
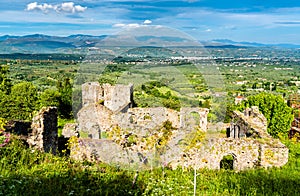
(26, 2, 87, 14)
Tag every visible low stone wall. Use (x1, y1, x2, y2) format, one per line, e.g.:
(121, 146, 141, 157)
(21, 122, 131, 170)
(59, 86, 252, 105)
(260, 144, 289, 168)
(170, 138, 288, 170)
(70, 138, 147, 169)
(70, 136, 289, 171)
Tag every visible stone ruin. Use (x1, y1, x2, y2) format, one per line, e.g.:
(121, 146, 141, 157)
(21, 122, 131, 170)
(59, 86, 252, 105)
(228, 107, 270, 139)
(76, 82, 208, 139)
(65, 82, 289, 170)
(6, 107, 58, 155)
(171, 106, 288, 170)
(27, 107, 58, 154)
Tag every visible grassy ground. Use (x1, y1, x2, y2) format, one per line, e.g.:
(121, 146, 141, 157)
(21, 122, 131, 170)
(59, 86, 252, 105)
(0, 136, 300, 195)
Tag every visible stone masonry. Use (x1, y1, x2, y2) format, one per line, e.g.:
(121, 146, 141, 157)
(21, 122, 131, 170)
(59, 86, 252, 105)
(167, 106, 288, 170)
(77, 82, 209, 139)
(70, 83, 289, 170)
(27, 107, 58, 154)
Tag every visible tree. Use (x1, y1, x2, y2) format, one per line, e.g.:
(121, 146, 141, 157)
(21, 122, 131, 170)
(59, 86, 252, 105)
(0, 65, 12, 94)
(57, 78, 73, 119)
(39, 89, 61, 108)
(237, 93, 294, 138)
(98, 77, 116, 85)
(3, 82, 39, 120)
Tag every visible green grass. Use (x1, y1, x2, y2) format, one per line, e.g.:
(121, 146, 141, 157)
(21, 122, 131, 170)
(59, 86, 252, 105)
(0, 136, 300, 195)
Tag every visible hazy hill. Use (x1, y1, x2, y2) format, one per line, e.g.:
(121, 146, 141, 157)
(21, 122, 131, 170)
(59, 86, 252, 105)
(0, 34, 299, 54)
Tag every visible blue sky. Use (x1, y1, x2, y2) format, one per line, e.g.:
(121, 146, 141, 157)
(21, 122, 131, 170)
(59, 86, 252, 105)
(1, 0, 300, 43)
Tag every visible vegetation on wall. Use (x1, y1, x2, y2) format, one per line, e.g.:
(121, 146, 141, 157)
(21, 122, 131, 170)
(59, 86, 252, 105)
(237, 93, 294, 138)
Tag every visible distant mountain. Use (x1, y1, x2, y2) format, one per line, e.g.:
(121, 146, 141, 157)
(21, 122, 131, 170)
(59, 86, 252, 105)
(0, 34, 107, 53)
(0, 34, 299, 54)
(211, 39, 300, 48)
(204, 44, 247, 49)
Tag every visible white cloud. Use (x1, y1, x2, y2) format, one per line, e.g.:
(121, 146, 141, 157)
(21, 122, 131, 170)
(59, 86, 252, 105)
(26, 2, 54, 13)
(113, 23, 126, 27)
(113, 23, 141, 28)
(143, 19, 152, 24)
(26, 2, 87, 14)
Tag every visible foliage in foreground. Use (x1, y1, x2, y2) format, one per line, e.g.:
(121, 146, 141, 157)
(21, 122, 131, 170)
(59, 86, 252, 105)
(0, 136, 300, 195)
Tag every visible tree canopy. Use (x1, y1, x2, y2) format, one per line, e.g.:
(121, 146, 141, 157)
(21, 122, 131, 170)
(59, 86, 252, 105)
(0, 82, 38, 120)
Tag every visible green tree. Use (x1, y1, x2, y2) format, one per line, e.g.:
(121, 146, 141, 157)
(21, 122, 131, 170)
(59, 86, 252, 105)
(1, 82, 38, 120)
(57, 78, 73, 119)
(0, 65, 12, 94)
(39, 89, 61, 108)
(98, 77, 116, 85)
(237, 93, 293, 138)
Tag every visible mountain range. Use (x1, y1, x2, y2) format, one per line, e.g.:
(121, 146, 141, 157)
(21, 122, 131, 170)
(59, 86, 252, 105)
(0, 34, 299, 54)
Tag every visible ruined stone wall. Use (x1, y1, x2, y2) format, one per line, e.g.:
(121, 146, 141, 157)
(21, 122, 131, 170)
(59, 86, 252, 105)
(27, 107, 58, 154)
(113, 107, 179, 136)
(62, 123, 78, 138)
(260, 144, 289, 168)
(229, 106, 269, 138)
(71, 136, 289, 171)
(111, 107, 208, 136)
(102, 83, 133, 112)
(82, 82, 102, 106)
(180, 108, 209, 131)
(70, 138, 144, 169)
(170, 138, 288, 170)
(77, 104, 113, 139)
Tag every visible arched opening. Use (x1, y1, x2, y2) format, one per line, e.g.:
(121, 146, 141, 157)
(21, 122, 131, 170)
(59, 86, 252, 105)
(187, 111, 200, 126)
(220, 154, 235, 170)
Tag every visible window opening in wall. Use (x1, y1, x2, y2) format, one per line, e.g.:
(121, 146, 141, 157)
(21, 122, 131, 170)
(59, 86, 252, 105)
(188, 111, 200, 125)
(234, 125, 240, 138)
(220, 154, 234, 170)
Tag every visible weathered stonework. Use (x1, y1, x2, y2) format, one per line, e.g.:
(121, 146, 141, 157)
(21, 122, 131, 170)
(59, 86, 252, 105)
(82, 82, 133, 112)
(228, 106, 269, 139)
(62, 123, 79, 138)
(72, 82, 289, 170)
(27, 107, 58, 154)
(170, 137, 288, 170)
(77, 82, 209, 139)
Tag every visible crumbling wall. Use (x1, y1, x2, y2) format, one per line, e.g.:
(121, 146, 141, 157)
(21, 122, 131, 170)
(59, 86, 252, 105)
(110, 107, 208, 136)
(62, 123, 78, 138)
(70, 138, 144, 169)
(77, 104, 113, 139)
(228, 106, 269, 138)
(27, 107, 58, 154)
(102, 83, 133, 112)
(260, 143, 289, 168)
(82, 82, 102, 106)
(113, 107, 179, 136)
(170, 138, 288, 170)
(75, 82, 289, 171)
(180, 107, 209, 131)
